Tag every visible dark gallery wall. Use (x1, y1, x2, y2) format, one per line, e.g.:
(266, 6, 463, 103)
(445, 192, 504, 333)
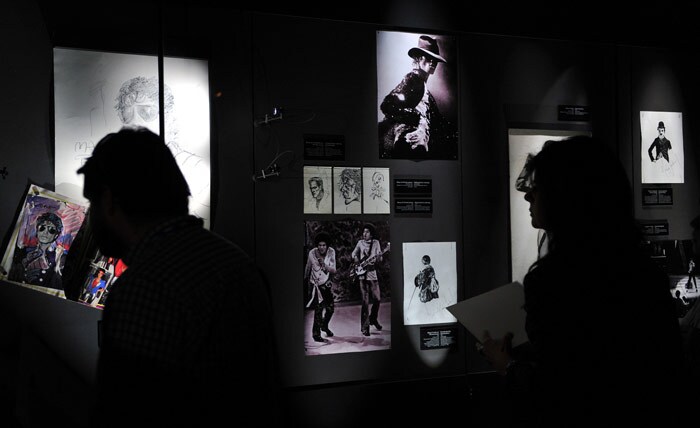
(1, 1, 700, 427)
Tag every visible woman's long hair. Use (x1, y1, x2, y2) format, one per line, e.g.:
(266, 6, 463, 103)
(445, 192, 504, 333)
(522, 135, 640, 263)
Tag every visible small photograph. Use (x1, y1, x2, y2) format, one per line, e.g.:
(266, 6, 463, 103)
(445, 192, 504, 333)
(304, 220, 391, 355)
(78, 251, 128, 309)
(643, 239, 700, 317)
(1, 184, 88, 298)
(640, 111, 684, 184)
(333, 167, 362, 214)
(377, 30, 458, 160)
(402, 241, 458, 326)
(362, 167, 390, 214)
(303, 166, 333, 214)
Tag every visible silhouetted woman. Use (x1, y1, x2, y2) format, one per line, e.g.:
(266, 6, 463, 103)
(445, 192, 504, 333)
(482, 136, 683, 426)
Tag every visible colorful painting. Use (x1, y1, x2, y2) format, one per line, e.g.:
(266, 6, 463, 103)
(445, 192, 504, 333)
(1, 184, 88, 298)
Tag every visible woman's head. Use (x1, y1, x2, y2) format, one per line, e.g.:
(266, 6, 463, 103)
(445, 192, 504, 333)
(521, 135, 636, 251)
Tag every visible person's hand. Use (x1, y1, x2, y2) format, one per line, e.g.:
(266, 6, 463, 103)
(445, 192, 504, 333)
(405, 128, 427, 149)
(480, 330, 514, 376)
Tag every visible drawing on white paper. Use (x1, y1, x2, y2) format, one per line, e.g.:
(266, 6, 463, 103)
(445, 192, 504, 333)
(641, 111, 684, 184)
(333, 167, 362, 214)
(403, 241, 457, 326)
(303, 166, 333, 214)
(363, 167, 390, 214)
(53, 48, 211, 227)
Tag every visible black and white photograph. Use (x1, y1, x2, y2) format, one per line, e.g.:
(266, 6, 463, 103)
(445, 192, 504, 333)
(303, 220, 391, 355)
(362, 167, 390, 214)
(508, 129, 589, 284)
(303, 166, 333, 214)
(402, 242, 457, 326)
(377, 30, 458, 160)
(641, 111, 684, 184)
(333, 167, 362, 214)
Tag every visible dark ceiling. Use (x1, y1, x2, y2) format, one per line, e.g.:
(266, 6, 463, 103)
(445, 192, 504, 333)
(36, 1, 697, 50)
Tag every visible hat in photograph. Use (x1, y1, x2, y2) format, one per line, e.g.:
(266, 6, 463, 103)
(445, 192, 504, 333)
(408, 35, 446, 63)
(658, 121, 665, 129)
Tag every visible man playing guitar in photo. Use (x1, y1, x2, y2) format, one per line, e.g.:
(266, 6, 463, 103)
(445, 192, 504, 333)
(351, 223, 389, 336)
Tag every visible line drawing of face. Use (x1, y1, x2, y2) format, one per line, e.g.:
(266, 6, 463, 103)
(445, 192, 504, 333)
(371, 171, 385, 200)
(340, 169, 361, 204)
(309, 178, 323, 200)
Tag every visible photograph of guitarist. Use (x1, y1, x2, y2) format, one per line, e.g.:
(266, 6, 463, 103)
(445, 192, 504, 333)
(352, 223, 387, 336)
(304, 232, 337, 342)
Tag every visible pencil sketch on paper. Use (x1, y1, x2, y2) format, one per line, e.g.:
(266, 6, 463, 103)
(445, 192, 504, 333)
(53, 48, 211, 227)
(402, 241, 457, 326)
(333, 167, 362, 214)
(362, 167, 390, 214)
(641, 111, 684, 184)
(303, 166, 333, 214)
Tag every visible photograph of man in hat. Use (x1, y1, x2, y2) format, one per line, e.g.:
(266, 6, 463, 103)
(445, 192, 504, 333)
(377, 31, 458, 160)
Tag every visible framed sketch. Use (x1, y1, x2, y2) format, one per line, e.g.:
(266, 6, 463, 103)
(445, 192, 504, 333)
(303, 166, 333, 214)
(333, 167, 362, 214)
(402, 241, 457, 326)
(362, 167, 390, 214)
(508, 129, 590, 284)
(53, 47, 212, 227)
(1, 184, 88, 298)
(641, 111, 684, 184)
(303, 220, 391, 356)
(377, 30, 458, 160)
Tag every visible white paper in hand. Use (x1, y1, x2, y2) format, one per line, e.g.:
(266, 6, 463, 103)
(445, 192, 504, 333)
(446, 281, 528, 347)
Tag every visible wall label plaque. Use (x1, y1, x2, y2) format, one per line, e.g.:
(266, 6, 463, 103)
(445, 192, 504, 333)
(420, 325, 458, 351)
(395, 199, 432, 214)
(303, 134, 345, 160)
(393, 178, 432, 196)
(558, 105, 590, 121)
(640, 220, 669, 236)
(642, 187, 673, 206)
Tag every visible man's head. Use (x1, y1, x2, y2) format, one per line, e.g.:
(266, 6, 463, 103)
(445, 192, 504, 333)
(36, 212, 63, 245)
(658, 121, 666, 137)
(309, 177, 324, 200)
(340, 168, 361, 203)
(115, 76, 174, 128)
(361, 223, 376, 242)
(408, 35, 446, 75)
(422, 255, 431, 265)
(314, 231, 331, 255)
(77, 127, 190, 257)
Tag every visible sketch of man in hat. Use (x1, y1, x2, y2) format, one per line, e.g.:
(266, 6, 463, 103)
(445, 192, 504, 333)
(378, 34, 457, 159)
(648, 121, 672, 162)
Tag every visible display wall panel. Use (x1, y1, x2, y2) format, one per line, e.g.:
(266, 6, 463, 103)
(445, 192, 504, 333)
(252, 14, 465, 388)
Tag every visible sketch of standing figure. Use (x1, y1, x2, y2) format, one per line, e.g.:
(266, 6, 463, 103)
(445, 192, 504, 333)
(648, 121, 672, 163)
(415, 254, 439, 303)
(640, 111, 684, 184)
(402, 241, 457, 326)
